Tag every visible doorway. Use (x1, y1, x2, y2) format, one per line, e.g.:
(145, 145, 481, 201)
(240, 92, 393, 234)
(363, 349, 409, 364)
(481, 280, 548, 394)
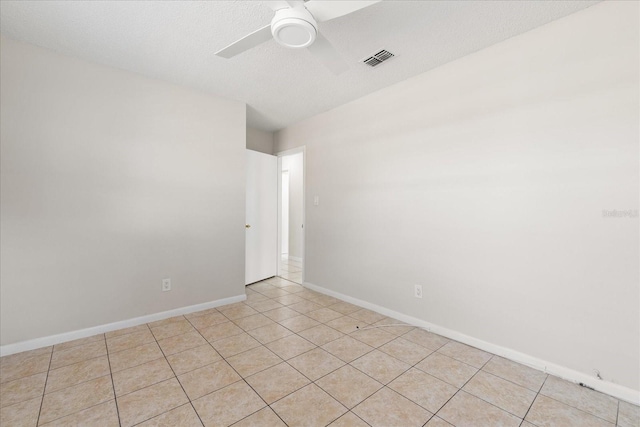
(278, 148, 304, 284)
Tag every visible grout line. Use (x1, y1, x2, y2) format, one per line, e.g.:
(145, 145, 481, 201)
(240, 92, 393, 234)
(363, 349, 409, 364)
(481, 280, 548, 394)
(34, 347, 54, 427)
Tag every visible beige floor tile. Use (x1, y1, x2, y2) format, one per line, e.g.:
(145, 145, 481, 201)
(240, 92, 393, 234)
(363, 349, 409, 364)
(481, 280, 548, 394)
(402, 329, 450, 351)
(298, 324, 344, 346)
(349, 309, 386, 324)
(117, 378, 188, 427)
(438, 391, 521, 427)
(166, 344, 222, 375)
(379, 337, 433, 365)
(307, 308, 343, 323)
(325, 316, 368, 334)
(316, 365, 383, 409)
(295, 290, 323, 300)
(415, 352, 478, 388)
(618, 400, 640, 427)
(188, 312, 230, 331)
(260, 288, 292, 299)
(248, 300, 285, 313)
(525, 394, 614, 427)
(45, 356, 110, 394)
(437, 341, 492, 368)
(53, 334, 105, 352)
(1, 347, 51, 370)
(40, 400, 119, 427)
(328, 411, 370, 427)
(178, 360, 241, 400)
(265, 334, 316, 360)
(157, 331, 207, 356)
(288, 300, 323, 314)
(199, 321, 244, 342)
(39, 376, 114, 425)
(193, 381, 266, 427)
(232, 314, 275, 331)
(247, 324, 292, 344)
(371, 318, 414, 336)
(50, 340, 107, 370)
(540, 376, 618, 423)
(288, 348, 345, 381)
(425, 416, 454, 426)
(272, 294, 305, 306)
(463, 370, 536, 418)
(151, 320, 196, 340)
(353, 387, 432, 427)
(105, 324, 150, 339)
(277, 315, 320, 333)
(185, 308, 220, 319)
(351, 328, 396, 348)
(221, 304, 259, 320)
(244, 293, 269, 304)
(388, 368, 458, 413)
(113, 358, 174, 396)
(148, 315, 186, 329)
(327, 301, 362, 316)
(307, 295, 341, 307)
(210, 333, 262, 358)
(271, 384, 347, 427)
(0, 372, 47, 408)
(232, 406, 286, 426)
(482, 356, 547, 392)
(0, 352, 51, 383)
(108, 342, 164, 372)
(321, 336, 374, 363)
(136, 403, 203, 427)
(0, 396, 41, 427)
(351, 350, 410, 384)
(245, 362, 310, 404)
(246, 283, 275, 293)
(280, 283, 305, 293)
(263, 307, 301, 322)
(106, 330, 155, 354)
(226, 346, 282, 377)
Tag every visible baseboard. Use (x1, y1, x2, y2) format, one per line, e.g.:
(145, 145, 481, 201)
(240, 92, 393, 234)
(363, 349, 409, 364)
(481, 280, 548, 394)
(303, 281, 640, 405)
(0, 294, 247, 357)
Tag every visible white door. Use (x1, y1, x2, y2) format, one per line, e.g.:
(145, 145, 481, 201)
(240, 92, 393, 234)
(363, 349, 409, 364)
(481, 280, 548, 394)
(245, 150, 277, 285)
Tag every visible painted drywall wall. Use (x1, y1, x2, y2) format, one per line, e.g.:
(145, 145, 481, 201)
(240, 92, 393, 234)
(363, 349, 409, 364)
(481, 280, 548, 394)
(0, 37, 246, 345)
(246, 127, 274, 154)
(282, 153, 304, 260)
(275, 1, 639, 392)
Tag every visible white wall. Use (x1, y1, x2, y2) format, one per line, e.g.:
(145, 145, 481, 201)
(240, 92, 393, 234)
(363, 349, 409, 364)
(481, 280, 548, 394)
(275, 0, 639, 393)
(0, 37, 247, 346)
(246, 127, 274, 155)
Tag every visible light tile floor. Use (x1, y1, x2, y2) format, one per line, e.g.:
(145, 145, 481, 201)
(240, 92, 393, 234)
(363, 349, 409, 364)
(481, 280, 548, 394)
(1, 277, 639, 426)
(279, 257, 302, 284)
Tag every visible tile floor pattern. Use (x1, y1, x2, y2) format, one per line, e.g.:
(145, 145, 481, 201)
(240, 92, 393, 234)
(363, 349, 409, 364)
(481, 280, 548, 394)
(279, 257, 302, 284)
(1, 277, 639, 427)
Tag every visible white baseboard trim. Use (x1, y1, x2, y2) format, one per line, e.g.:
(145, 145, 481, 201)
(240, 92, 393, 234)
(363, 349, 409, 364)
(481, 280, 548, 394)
(0, 294, 246, 357)
(303, 281, 640, 405)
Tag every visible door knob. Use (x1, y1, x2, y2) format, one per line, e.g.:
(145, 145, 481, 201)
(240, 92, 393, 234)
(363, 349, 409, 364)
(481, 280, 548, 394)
(245, 224, 251, 228)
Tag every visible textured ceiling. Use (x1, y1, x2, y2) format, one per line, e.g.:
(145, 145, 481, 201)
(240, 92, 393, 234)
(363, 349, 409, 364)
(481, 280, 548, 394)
(0, 0, 599, 131)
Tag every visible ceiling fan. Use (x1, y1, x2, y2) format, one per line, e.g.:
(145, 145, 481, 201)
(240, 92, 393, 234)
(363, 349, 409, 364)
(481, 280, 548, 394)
(215, 0, 381, 74)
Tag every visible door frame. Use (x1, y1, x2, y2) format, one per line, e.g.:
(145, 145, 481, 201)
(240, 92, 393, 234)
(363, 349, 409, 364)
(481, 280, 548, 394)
(276, 146, 306, 283)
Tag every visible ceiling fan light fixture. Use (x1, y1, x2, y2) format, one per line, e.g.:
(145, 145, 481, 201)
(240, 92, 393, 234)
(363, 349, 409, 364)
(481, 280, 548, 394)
(271, 8, 317, 48)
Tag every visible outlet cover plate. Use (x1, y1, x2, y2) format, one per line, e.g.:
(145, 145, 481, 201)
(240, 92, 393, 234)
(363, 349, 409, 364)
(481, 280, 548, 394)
(162, 278, 171, 292)
(414, 285, 422, 299)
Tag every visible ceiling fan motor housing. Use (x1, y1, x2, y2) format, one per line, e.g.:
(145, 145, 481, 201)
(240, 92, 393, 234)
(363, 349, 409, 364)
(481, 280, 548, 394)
(271, 7, 318, 48)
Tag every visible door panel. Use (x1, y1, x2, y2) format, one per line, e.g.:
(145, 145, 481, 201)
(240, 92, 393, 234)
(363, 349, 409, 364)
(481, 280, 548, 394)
(245, 150, 277, 285)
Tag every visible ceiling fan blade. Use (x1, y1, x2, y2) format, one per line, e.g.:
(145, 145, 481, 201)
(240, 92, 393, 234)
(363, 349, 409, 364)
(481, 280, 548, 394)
(304, 0, 381, 22)
(307, 33, 349, 75)
(264, 1, 303, 12)
(215, 24, 273, 59)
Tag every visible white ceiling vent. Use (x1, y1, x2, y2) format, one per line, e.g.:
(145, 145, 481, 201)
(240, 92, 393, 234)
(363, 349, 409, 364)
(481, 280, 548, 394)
(362, 49, 395, 67)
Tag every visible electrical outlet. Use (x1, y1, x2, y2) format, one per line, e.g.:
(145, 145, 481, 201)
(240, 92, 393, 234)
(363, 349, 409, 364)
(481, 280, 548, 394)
(162, 278, 171, 292)
(414, 284, 422, 299)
